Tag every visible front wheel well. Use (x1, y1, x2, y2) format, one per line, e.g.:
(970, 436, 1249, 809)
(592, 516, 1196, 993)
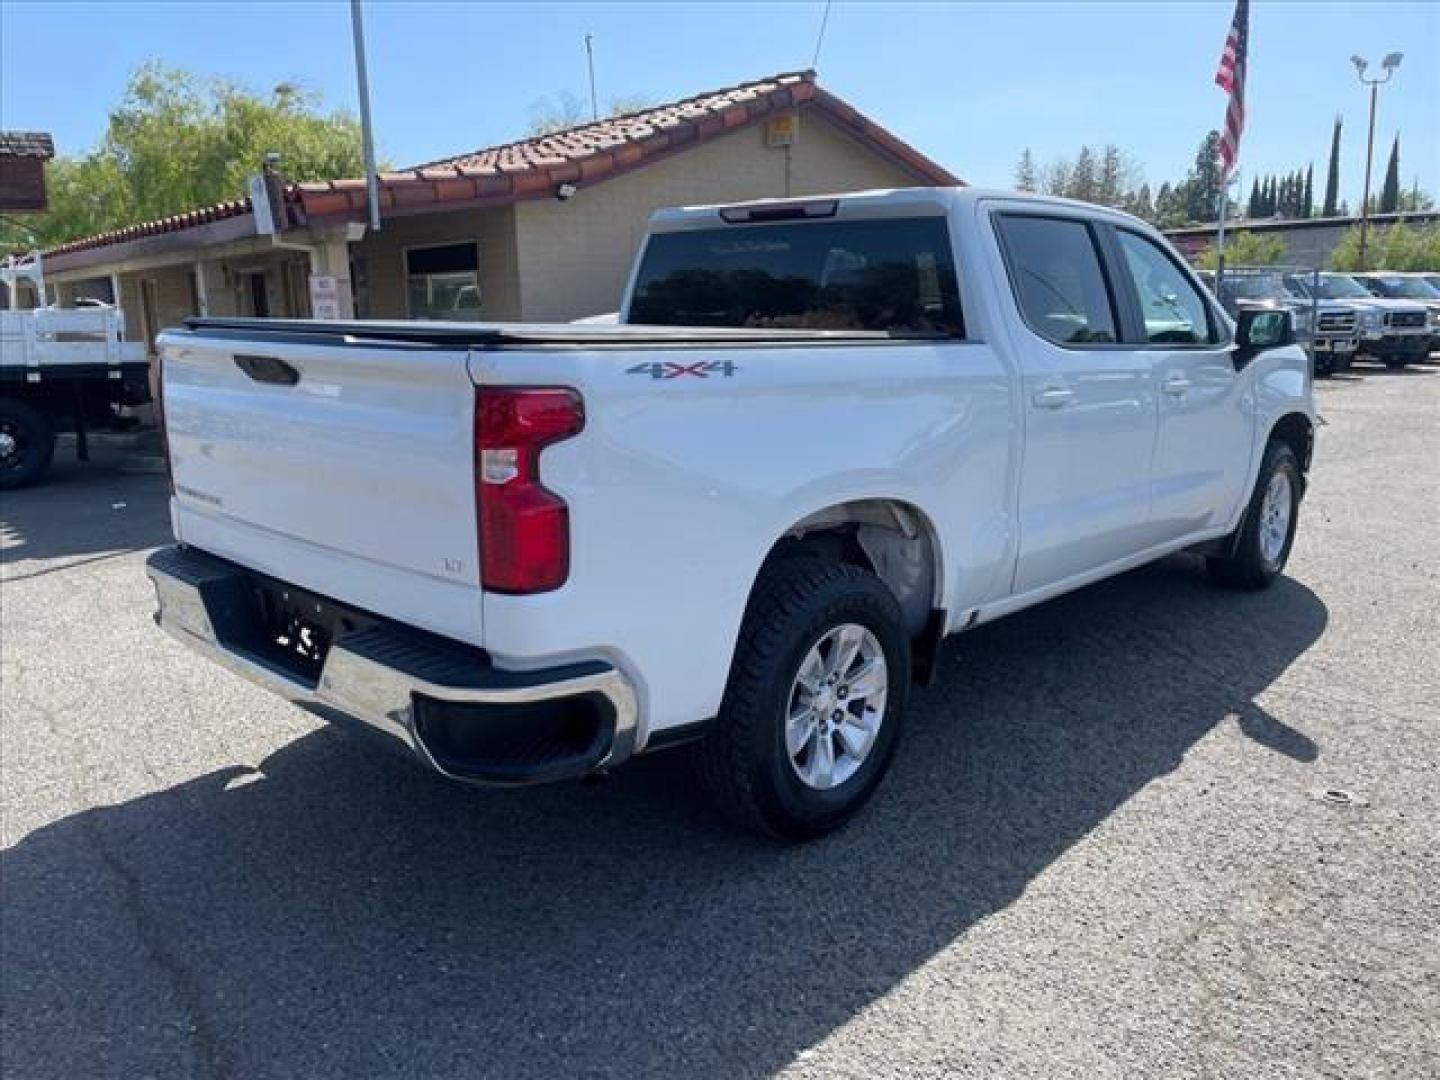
(1268, 412, 1314, 476)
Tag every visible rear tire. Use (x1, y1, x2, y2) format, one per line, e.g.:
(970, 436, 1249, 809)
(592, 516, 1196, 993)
(693, 557, 911, 840)
(0, 399, 56, 490)
(1207, 441, 1301, 590)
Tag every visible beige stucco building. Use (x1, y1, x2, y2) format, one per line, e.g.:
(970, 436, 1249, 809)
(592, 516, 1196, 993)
(39, 72, 957, 350)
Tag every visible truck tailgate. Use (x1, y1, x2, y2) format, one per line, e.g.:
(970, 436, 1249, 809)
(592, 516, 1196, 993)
(158, 331, 484, 644)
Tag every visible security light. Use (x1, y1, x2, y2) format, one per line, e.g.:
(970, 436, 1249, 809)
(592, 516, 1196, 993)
(1381, 52, 1403, 71)
(555, 182, 578, 201)
(1350, 55, 1368, 75)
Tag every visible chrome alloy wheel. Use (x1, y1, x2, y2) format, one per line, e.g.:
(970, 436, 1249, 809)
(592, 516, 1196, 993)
(785, 623, 888, 790)
(1258, 470, 1293, 565)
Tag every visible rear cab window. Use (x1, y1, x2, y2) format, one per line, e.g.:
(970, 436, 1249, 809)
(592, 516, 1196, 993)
(627, 216, 963, 336)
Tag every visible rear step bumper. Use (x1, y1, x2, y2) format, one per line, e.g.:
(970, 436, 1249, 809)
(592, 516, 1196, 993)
(145, 546, 638, 785)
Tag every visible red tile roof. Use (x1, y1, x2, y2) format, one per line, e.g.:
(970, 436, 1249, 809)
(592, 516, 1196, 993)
(0, 131, 55, 159)
(296, 71, 958, 221)
(44, 72, 959, 260)
(43, 198, 256, 257)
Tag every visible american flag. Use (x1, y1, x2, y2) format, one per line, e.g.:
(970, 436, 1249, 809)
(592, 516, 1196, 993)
(1214, 0, 1249, 176)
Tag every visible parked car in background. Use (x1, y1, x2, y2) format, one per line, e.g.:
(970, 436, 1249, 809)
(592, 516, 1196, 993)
(1351, 273, 1440, 354)
(1203, 267, 1358, 376)
(146, 187, 1315, 838)
(1290, 273, 1429, 368)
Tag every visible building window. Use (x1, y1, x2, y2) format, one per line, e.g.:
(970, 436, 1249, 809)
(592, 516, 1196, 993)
(406, 242, 481, 320)
(71, 278, 116, 305)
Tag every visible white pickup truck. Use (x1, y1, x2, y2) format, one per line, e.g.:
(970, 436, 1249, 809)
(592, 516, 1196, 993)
(147, 187, 1314, 838)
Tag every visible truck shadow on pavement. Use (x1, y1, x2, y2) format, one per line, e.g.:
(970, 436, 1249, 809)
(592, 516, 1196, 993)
(1, 559, 1325, 1080)
(0, 451, 171, 577)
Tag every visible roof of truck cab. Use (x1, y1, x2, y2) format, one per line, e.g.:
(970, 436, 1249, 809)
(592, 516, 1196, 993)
(646, 186, 1154, 231)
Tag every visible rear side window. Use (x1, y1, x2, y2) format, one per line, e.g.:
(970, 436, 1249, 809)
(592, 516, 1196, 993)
(1115, 230, 1215, 345)
(628, 217, 963, 335)
(995, 215, 1117, 345)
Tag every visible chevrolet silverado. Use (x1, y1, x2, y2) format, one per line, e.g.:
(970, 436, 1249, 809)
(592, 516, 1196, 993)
(147, 188, 1314, 838)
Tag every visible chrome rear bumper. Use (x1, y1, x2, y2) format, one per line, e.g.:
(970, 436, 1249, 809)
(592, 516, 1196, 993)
(146, 546, 638, 785)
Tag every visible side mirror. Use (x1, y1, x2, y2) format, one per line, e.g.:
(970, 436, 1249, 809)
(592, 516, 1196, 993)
(1233, 307, 1294, 369)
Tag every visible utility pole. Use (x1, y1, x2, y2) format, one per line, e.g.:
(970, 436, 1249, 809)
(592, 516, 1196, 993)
(351, 0, 381, 232)
(1351, 52, 1402, 269)
(585, 34, 599, 122)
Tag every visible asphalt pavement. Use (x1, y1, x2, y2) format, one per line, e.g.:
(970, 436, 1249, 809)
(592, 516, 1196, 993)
(2, 360, 1437, 1079)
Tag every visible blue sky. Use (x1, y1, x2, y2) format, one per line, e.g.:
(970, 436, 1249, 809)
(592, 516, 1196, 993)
(3, 1, 1436, 208)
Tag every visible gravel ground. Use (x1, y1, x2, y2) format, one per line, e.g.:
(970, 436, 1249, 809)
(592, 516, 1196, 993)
(3, 362, 1438, 1079)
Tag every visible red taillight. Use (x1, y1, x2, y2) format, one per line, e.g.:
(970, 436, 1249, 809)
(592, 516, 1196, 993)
(475, 387, 584, 594)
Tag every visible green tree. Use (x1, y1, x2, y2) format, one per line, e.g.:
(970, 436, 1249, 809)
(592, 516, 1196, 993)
(1379, 135, 1400, 213)
(1096, 144, 1136, 208)
(1014, 148, 1037, 192)
(1128, 183, 1154, 221)
(1322, 115, 1341, 216)
(1302, 164, 1313, 218)
(1, 64, 365, 251)
(1185, 130, 1223, 223)
(1069, 145, 1098, 202)
(1397, 181, 1434, 213)
(1246, 177, 1261, 218)
(1197, 230, 1286, 270)
(1330, 221, 1440, 271)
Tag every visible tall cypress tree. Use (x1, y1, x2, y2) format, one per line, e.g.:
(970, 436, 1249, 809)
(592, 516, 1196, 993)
(1322, 116, 1342, 216)
(1302, 164, 1314, 218)
(1379, 135, 1400, 213)
(1247, 178, 1261, 218)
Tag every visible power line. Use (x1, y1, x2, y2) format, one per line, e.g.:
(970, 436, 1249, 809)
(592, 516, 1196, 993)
(810, 1, 833, 72)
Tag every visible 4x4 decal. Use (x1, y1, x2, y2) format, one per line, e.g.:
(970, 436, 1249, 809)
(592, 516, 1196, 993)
(626, 360, 739, 380)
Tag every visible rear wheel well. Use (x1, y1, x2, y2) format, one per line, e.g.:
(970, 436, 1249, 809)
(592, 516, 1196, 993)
(763, 500, 941, 640)
(1269, 412, 1314, 475)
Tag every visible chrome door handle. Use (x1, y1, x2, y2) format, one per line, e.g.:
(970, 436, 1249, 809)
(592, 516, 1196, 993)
(1163, 375, 1192, 396)
(1032, 385, 1075, 409)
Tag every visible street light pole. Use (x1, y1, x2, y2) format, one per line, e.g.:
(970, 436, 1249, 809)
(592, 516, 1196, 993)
(351, 0, 381, 233)
(1351, 52, 1402, 269)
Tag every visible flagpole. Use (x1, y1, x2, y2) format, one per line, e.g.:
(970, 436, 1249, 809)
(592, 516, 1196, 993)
(1215, 168, 1235, 293)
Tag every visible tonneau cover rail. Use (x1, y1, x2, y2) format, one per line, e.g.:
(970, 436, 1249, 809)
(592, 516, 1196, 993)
(176, 316, 953, 349)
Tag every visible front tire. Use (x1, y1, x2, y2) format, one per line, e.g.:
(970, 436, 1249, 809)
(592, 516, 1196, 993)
(0, 399, 56, 490)
(1207, 440, 1301, 590)
(693, 558, 911, 840)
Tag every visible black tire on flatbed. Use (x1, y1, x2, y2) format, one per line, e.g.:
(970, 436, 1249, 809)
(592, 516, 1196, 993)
(0, 398, 56, 490)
